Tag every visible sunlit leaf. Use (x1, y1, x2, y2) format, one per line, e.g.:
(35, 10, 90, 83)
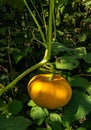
(55, 55, 79, 70)
(78, 34, 87, 42)
(86, 67, 91, 73)
(27, 100, 37, 107)
(87, 85, 91, 97)
(49, 113, 62, 123)
(73, 47, 87, 59)
(30, 106, 48, 125)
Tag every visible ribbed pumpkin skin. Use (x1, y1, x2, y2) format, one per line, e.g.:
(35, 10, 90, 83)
(28, 74, 72, 109)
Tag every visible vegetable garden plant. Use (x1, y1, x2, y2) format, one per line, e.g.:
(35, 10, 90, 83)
(0, 0, 91, 130)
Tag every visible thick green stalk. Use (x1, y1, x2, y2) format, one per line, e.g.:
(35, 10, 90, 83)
(43, 0, 54, 61)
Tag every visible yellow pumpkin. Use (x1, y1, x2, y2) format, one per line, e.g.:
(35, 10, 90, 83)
(28, 74, 72, 109)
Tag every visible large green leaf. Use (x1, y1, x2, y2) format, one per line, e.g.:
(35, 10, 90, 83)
(8, 100, 23, 116)
(55, 55, 79, 70)
(68, 77, 90, 89)
(52, 42, 71, 55)
(63, 90, 91, 122)
(0, 116, 31, 130)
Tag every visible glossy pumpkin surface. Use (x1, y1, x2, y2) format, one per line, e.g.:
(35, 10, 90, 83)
(28, 74, 72, 109)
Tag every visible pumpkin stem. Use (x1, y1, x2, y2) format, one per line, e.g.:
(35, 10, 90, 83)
(48, 73, 54, 81)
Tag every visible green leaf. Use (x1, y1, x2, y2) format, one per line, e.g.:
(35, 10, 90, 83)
(52, 42, 71, 55)
(13, 47, 32, 64)
(55, 55, 79, 70)
(0, 83, 5, 88)
(5, 0, 25, 10)
(58, 0, 69, 5)
(0, 100, 9, 115)
(63, 90, 91, 122)
(27, 100, 37, 107)
(87, 85, 91, 97)
(30, 106, 48, 125)
(68, 77, 90, 89)
(8, 100, 23, 116)
(0, 116, 31, 130)
(0, 0, 4, 5)
(84, 0, 91, 7)
(86, 67, 91, 73)
(78, 34, 87, 42)
(83, 52, 91, 63)
(49, 113, 62, 123)
(26, 47, 32, 54)
(0, 27, 8, 34)
(81, 113, 91, 129)
(13, 50, 26, 64)
(0, 83, 5, 95)
(36, 128, 52, 130)
(73, 47, 87, 59)
(82, 18, 91, 23)
(76, 127, 86, 130)
(6, 47, 15, 54)
(46, 113, 62, 130)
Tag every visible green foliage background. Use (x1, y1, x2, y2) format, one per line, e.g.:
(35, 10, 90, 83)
(0, 0, 91, 130)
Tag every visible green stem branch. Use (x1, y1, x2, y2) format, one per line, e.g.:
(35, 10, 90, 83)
(43, 0, 54, 61)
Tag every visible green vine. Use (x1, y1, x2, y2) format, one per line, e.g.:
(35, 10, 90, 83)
(0, 0, 54, 96)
